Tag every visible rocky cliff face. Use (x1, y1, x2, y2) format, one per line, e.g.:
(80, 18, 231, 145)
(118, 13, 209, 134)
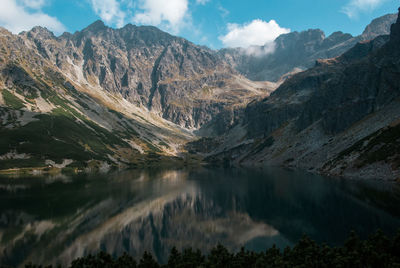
(221, 13, 397, 82)
(0, 20, 273, 170)
(361, 13, 398, 40)
(18, 21, 270, 129)
(0, 24, 197, 170)
(203, 9, 400, 180)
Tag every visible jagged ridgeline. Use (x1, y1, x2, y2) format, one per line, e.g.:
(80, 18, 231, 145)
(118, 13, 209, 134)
(0, 9, 398, 175)
(219, 13, 397, 82)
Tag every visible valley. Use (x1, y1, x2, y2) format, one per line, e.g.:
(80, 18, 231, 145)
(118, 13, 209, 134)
(0, 9, 399, 181)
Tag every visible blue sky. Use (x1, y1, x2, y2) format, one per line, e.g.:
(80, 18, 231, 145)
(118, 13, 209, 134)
(0, 0, 398, 49)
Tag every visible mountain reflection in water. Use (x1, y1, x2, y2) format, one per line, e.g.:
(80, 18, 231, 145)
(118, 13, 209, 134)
(1, 167, 400, 267)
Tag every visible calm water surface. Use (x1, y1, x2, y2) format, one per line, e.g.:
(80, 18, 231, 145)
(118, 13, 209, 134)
(1, 167, 400, 266)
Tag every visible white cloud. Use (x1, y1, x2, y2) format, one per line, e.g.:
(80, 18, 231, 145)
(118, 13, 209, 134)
(132, 0, 189, 32)
(19, 0, 45, 9)
(0, 0, 65, 34)
(341, 0, 387, 19)
(244, 44, 277, 57)
(90, 0, 126, 28)
(218, 5, 229, 18)
(196, 0, 210, 5)
(219, 19, 290, 50)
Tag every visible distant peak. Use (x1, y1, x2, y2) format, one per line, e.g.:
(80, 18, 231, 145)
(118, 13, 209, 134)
(361, 13, 397, 40)
(31, 26, 52, 33)
(398, 7, 400, 23)
(25, 26, 55, 39)
(84, 20, 108, 32)
(276, 29, 325, 43)
(121, 23, 136, 30)
(0, 26, 12, 35)
(91, 20, 105, 27)
(389, 7, 400, 41)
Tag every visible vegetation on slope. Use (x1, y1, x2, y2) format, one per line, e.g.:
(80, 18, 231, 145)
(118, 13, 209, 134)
(2, 89, 25, 110)
(22, 230, 400, 268)
(0, 106, 131, 170)
(0, 56, 198, 172)
(324, 122, 400, 175)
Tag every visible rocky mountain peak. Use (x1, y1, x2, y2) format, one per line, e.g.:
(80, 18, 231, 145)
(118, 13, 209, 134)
(320, 31, 353, 48)
(220, 11, 397, 83)
(205, 8, 400, 181)
(24, 26, 55, 40)
(0, 27, 12, 36)
(389, 7, 400, 42)
(2, 18, 253, 129)
(117, 24, 175, 47)
(275, 29, 325, 49)
(83, 20, 108, 33)
(361, 13, 398, 40)
(72, 20, 177, 49)
(1, 7, 400, 179)
(397, 7, 400, 23)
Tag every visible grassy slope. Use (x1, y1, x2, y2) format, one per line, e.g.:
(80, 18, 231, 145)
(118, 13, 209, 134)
(329, 123, 400, 172)
(0, 59, 195, 172)
(0, 62, 137, 170)
(2, 89, 25, 109)
(0, 107, 129, 169)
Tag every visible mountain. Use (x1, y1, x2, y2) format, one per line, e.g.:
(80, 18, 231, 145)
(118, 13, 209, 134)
(220, 13, 397, 82)
(0, 10, 397, 174)
(201, 9, 400, 180)
(0, 20, 273, 172)
(361, 13, 398, 40)
(21, 21, 273, 129)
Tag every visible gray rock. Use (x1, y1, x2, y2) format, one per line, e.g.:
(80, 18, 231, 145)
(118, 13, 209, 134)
(208, 8, 400, 180)
(220, 13, 397, 82)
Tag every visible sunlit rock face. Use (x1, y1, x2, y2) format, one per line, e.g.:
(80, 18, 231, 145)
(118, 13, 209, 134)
(12, 21, 272, 129)
(0, 19, 277, 168)
(362, 13, 398, 40)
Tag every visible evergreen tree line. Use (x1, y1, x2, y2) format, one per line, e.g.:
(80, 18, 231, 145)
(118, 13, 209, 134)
(21, 230, 400, 268)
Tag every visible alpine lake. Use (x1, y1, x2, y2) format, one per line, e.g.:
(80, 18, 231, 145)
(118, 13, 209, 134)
(1, 167, 400, 266)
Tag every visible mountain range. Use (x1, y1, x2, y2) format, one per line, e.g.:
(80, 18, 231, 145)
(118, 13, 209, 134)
(201, 9, 400, 180)
(0, 9, 399, 180)
(220, 13, 397, 82)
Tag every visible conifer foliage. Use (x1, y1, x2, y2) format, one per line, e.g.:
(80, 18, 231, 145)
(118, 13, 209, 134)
(22, 230, 400, 268)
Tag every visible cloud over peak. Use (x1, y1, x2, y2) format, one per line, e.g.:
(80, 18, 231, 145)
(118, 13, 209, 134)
(90, 0, 126, 28)
(132, 0, 189, 33)
(20, 0, 46, 9)
(219, 19, 290, 49)
(88, 0, 190, 33)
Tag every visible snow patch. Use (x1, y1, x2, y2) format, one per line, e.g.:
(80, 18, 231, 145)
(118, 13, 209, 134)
(0, 150, 30, 160)
(45, 159, 73, 168)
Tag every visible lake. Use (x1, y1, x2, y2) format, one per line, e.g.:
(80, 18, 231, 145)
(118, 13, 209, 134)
(1, 167, 400, 266)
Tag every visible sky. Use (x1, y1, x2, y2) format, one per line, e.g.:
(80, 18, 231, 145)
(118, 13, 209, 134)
(0, 0, 398, 49)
